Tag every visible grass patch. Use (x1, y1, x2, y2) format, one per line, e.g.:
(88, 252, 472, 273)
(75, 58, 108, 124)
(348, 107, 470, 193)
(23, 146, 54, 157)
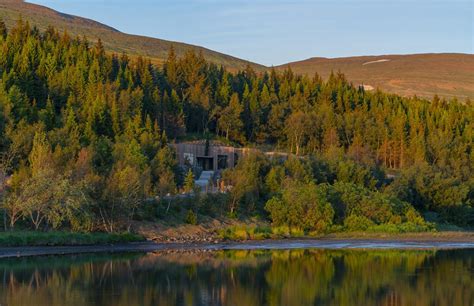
(0, 231, 145, 247)
(219, 225, 312, 241)
(218, 221, 436, 241)
(219, 226, 274, 240)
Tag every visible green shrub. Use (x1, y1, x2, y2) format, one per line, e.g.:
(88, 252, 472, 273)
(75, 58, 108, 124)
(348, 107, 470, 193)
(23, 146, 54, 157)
(199, 193, 230, 217)
(185, 209, 197, 225)
(233, 227, 250, 240)
(218, 226, 249, 240)
(265, 179, 334, 233)
(367, 223, 401, 233)
(366, 222, 434, 233)
(405, 208, 426, 225)
(290, 227, 305, 237)
(397, 222, 430, 233)
(251, 226, 272, 239)
(344, 215, 375, 231)
(219, 226, 274, 241)
(272, 225, 290, 236)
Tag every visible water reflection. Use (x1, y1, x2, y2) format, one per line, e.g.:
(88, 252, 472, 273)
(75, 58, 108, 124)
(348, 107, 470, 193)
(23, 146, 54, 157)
(0, 248, 472, 306)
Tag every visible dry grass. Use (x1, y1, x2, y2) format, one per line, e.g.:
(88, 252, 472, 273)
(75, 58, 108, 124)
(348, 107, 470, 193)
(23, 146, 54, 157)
(1, 1, 471, 99)
(278, 53, 474, 99)
(0, 0, 264, 71)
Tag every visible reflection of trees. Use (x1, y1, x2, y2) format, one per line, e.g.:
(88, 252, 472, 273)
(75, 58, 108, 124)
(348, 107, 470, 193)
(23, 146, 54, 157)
(264, 249, 474, 306)
(265, 250, 335, 306)
(0, 249, 472, 306)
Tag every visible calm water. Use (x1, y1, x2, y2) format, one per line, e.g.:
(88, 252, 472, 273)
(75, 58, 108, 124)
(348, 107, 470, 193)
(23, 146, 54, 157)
(0, 248, 472, 306)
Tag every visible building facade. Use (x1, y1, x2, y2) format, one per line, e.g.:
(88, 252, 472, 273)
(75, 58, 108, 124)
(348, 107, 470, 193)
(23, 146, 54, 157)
(171, 140, 254, 171)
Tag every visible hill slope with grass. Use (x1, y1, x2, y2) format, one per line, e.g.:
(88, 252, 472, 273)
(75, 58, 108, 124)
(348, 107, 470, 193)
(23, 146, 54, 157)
(278, 53, 474, 99)
(0, 0, 264, 70)
(2, 1, 472, 99)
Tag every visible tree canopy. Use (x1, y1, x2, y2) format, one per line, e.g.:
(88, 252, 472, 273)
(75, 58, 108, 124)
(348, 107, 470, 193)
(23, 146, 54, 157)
(0, 20, 472, 232)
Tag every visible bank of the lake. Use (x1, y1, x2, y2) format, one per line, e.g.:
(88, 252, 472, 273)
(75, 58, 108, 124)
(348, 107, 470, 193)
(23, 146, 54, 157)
(132, 215, 473, 243)
(0, 231, 145, 247)
(1, 232, 474, 258)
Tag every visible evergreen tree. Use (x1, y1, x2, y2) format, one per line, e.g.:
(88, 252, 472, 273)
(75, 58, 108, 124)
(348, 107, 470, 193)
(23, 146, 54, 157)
(0, 20, 471, 231)
(183, 169, 195, 193)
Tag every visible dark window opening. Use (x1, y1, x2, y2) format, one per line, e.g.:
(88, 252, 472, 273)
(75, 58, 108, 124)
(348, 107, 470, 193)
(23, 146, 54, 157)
(217, 155, 228, 170)
(197, 157, 214, 171)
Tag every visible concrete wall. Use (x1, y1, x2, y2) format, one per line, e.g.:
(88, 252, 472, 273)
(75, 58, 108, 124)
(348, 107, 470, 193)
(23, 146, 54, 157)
(171, 142, 251, 171)
(171, 141, 290, 171)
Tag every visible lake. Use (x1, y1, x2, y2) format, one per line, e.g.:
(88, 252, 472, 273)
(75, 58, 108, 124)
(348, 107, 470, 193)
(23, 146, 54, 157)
(0, 247, 472, 306)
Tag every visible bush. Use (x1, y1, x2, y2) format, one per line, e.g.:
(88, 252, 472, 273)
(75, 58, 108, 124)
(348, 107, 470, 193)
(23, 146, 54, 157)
(386, 165, 471, 223)
(265, 179, 334, 233)
(219, 227, 249, 240)
(366, 223, 401, 233)
(245, 226, 272, 240)
(397, 222, 434, 233)
(290, 227, 305, 237)
(185, 209, 197, 225)
(272, 225, 290, 236)
(219, 226, 273, 240)
(199, 193, 230, 217)
(366, 222, 434, 233)
(344, 215, 375, 231)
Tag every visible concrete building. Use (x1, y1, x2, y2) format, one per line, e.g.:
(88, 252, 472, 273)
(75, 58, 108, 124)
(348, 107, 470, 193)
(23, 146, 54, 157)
(171, 140, 290, 192)
(172, 140, 291, 171)
(171, 140, 253, 172)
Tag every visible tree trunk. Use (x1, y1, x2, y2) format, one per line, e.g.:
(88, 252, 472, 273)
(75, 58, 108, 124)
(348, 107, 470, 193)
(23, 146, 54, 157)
(400, 138, 404, 168)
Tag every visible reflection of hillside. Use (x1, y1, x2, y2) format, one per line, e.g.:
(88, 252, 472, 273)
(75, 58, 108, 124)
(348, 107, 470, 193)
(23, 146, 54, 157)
(0, 249, 472, 306)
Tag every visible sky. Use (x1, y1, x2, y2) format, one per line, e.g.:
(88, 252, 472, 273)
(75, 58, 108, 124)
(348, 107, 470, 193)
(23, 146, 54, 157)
(28, 0, 473, 66)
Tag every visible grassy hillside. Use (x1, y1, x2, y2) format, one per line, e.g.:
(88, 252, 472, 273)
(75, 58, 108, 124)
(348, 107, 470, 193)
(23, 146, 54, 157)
(0, 0, 264, 71)
(1, 1, 472, 99)
(279, 53, 474, 99)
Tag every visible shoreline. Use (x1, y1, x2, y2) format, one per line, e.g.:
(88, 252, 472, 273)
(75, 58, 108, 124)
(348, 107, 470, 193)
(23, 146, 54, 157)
(1, 233, 474, 258)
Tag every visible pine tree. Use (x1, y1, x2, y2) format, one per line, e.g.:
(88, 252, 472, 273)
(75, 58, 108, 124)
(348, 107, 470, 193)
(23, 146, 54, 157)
(0, 19, 7, 39)
(165, 46, 178, 88)
(218, 93, 243, 141)
(183, 169, 195, 193)
(0, 20, 472, 230)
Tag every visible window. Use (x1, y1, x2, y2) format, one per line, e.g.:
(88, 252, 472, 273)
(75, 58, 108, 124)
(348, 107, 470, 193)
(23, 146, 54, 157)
(184, 153, 194, 166)
(217, 155, 228, 170)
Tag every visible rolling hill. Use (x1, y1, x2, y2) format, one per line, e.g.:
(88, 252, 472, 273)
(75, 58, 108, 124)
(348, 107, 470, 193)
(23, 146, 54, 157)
(0, 0, 264, 71)
(278, 53, 474, 99)
(0, 1, 472, 99)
